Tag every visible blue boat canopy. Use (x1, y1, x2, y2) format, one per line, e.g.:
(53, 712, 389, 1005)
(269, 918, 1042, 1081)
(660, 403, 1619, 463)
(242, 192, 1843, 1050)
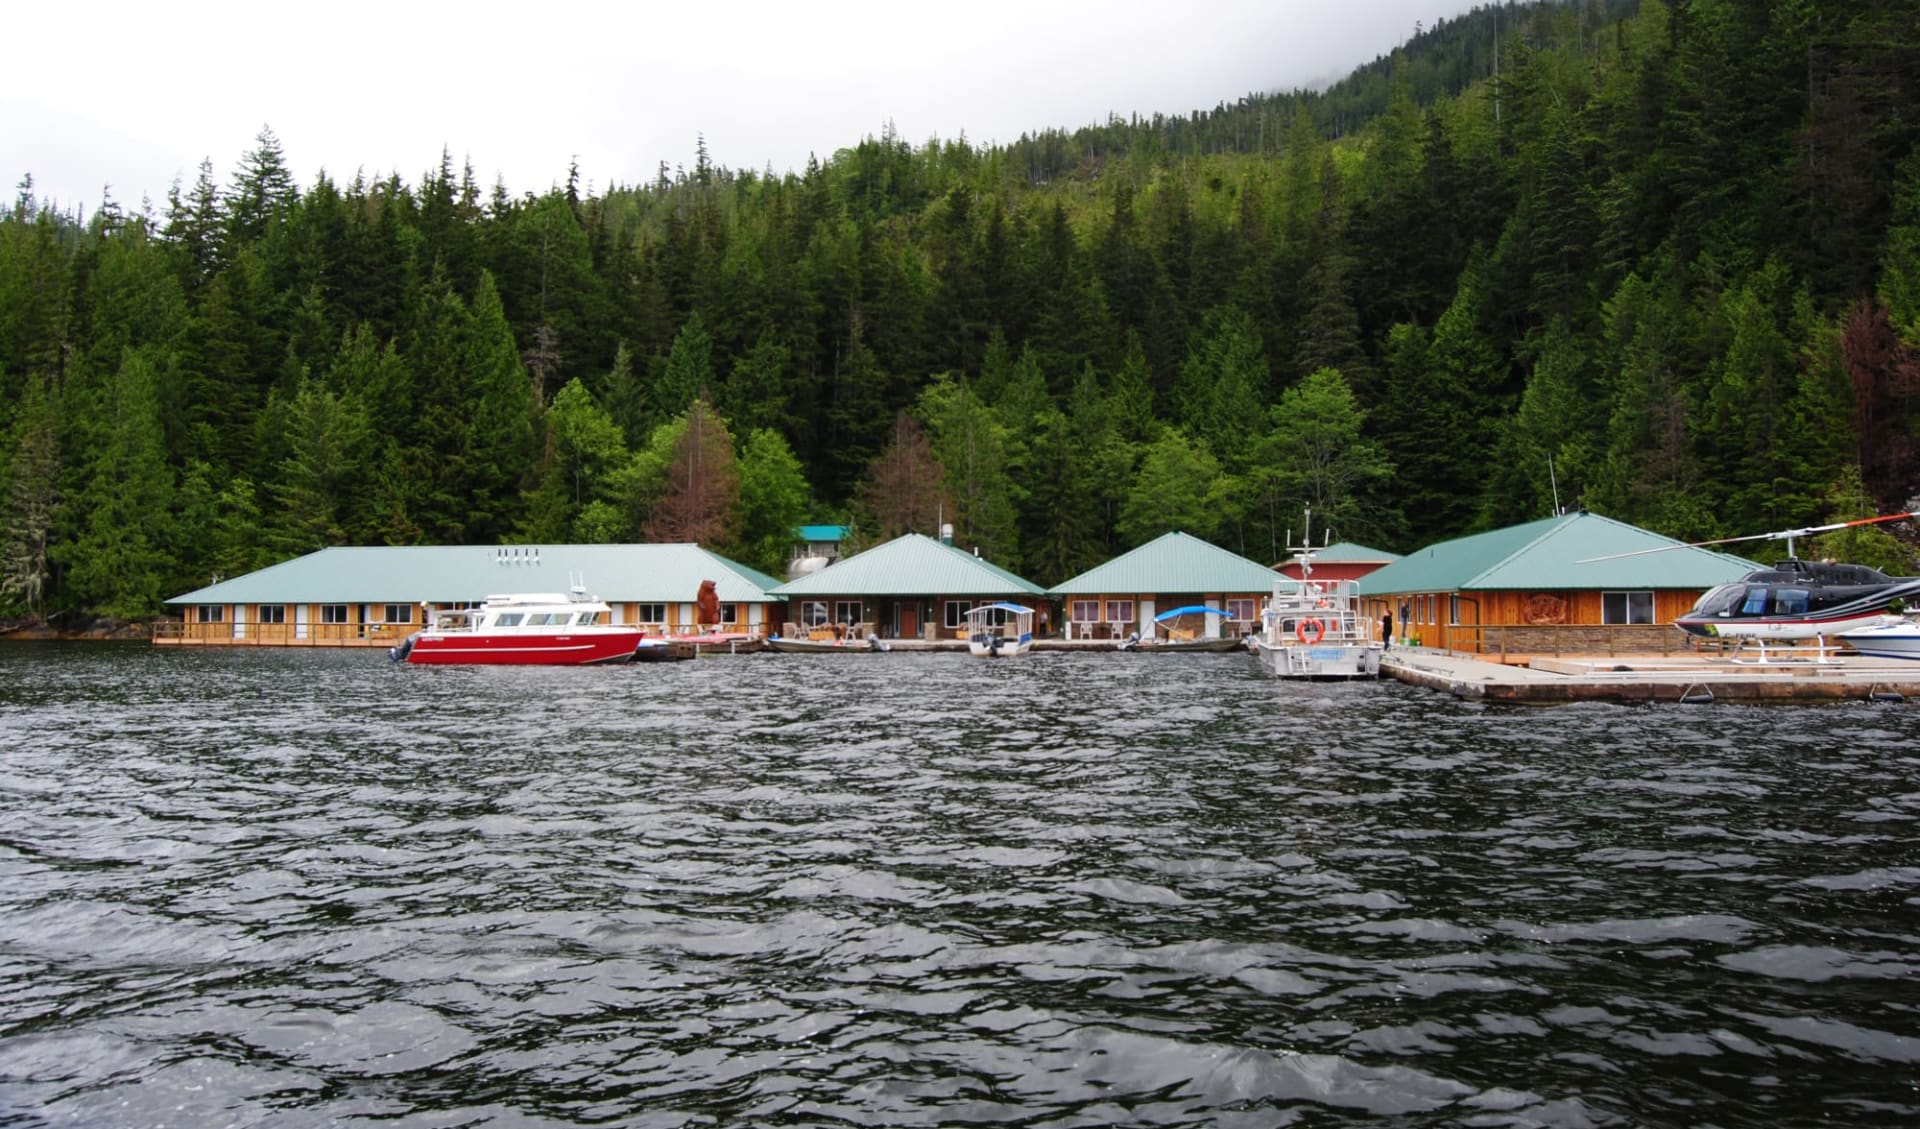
(965, 602, 1035, 617)
(1153, 605, 1230, 621)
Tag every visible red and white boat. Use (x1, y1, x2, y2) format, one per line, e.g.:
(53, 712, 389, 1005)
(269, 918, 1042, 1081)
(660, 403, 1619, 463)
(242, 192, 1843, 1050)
(391, 589, 646, 666)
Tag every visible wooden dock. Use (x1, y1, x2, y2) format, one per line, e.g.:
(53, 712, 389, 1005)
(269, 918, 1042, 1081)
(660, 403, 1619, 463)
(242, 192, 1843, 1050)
(1381, 648, 1920, 705)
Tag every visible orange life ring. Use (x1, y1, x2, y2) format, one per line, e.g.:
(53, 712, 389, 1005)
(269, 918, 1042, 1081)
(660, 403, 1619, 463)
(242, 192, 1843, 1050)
(1297, 617, 1325, 645)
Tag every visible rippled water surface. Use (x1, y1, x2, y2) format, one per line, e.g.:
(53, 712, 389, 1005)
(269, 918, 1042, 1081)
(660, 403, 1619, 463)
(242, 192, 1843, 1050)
(1, 642, 1917, 1127)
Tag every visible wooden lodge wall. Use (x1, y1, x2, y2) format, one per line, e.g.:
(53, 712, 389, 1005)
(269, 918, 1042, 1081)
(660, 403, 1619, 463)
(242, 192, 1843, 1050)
(1364, 589, 1708, 656)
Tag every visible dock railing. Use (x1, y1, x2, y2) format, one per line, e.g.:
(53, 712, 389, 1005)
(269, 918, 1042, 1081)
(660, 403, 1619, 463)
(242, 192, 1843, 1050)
(153, 620, 410, 648)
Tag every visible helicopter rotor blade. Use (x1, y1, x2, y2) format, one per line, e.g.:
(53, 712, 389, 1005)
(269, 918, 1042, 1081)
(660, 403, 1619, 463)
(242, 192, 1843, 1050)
(1574, 511, 1917, 564)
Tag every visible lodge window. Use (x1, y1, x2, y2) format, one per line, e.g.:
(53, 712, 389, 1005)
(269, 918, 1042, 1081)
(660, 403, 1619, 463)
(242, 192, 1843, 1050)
(258, 605, 286, 625)
(1226, 598, 1257, 627)
(720, 603, 738, 625)
(1105, 599, 1135, 625)
(196, 605, 224, 623)
(320, 604, 349, 625)
(801, 601, 829, 627)
(834, 600, 862, 624)
(1071, 599, 1100, 623)
(636, 603, 667, 624)
(944, 600, 973, 629)
(1449, 595, 1461, 625)
(1602, 591, 1655, 625)
(381, 604, 412, 625)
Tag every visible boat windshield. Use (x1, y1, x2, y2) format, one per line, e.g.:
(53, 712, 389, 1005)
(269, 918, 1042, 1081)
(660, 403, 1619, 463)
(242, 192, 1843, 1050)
(575, 611, 606, 626)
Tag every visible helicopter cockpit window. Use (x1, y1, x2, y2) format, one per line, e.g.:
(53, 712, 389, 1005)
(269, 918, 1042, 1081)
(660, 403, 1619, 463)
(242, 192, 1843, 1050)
(1738, 588, 1770, 615)
(1691, 584, 1743, 617)
(1771, 589, 1809, 615)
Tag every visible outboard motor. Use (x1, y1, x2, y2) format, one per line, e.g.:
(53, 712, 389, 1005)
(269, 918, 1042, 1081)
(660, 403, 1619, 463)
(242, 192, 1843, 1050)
(389, 632, 419, 662)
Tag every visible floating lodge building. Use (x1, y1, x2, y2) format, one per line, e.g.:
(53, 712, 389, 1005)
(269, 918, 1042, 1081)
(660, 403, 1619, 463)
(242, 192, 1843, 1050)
(1048, 531, 1292, 642)
(158, 513, 1761, 658)
(1354, 512, 1758, 657)
(156, 543, 786, 648)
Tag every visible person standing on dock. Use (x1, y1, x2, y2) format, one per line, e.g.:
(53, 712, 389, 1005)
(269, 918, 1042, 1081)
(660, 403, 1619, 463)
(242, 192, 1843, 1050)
(1382, 609, 1394, 651)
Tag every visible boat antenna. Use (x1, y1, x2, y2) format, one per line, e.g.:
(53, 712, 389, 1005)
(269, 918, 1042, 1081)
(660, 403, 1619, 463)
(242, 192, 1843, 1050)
(1286, 505, 1318, 582)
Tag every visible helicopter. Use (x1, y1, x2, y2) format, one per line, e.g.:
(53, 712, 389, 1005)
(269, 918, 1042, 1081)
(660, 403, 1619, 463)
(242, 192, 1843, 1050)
(1584, 512, 1920, 658)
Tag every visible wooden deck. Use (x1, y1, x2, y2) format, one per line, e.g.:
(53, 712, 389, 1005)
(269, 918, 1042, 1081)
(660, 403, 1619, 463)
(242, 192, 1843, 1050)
(1381, 648, 1920, 704)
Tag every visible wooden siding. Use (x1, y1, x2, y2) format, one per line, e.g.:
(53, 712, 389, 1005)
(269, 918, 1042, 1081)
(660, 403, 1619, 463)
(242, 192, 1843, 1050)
(1059, 591, 1268, 641)
(1362, 589, 1710, 655)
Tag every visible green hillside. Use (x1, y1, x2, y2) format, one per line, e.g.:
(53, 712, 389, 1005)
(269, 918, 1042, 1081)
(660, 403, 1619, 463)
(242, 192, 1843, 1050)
(3, 0, 1919, 620)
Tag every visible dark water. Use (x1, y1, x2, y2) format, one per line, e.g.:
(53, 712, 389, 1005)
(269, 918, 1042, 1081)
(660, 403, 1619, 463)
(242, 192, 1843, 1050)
(1, 643, 1916, 1128)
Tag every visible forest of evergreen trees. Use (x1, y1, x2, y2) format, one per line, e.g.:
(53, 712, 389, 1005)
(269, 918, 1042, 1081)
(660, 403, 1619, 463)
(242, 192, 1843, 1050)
(3, 0, 1920, 623)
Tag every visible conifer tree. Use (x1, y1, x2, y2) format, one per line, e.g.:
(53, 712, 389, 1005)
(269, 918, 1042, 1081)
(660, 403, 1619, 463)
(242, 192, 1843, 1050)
(643, 394, 738, 546)
(656, 311, 714, 423)
(858, 411, 951, 541)
(263, 373, 373, 555)
(920, 374, 1019, 565)
(227, 126, 297, 245)
(0, 373, 58, 616)
(54, 348, 174, 617)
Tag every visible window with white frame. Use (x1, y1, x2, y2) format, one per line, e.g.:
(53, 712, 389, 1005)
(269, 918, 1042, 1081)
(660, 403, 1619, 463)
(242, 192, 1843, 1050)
(1104, 599, 1134, 625)
(320, 604, 349, 625)
(944, 600, 973, 629)
(834, 600, 862, 624)
(258, 605, 286, 625)
(636, 603, 667, 625)
(1602, 591, 1654, 625)
(196, 605, 224, 623)
(381, 604, 412, 625)
(1070, 599, 1100, 623)
(1226, 598, 1257, 625)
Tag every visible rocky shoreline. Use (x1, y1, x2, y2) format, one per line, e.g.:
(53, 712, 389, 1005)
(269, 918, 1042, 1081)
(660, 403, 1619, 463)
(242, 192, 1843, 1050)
(0, 617, 154, 642)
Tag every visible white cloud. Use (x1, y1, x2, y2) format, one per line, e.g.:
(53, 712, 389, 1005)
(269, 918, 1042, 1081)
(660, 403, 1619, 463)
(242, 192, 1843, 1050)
(4, 0, 1474, 214)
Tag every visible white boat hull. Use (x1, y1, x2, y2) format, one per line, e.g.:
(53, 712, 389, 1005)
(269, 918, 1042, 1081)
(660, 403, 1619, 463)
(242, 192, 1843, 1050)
(1839, 620, 1920, 659)
(1253, 639, 1382, 679)
(968, 632, 1033, 658)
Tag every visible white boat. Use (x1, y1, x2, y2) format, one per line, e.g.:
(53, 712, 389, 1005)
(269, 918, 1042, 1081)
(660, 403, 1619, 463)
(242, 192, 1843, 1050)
(390, 584, 647, 665)
(965, 602, 1035, 658)
(1838, 616, 1920, 659)
(767, 622, 890, 653)
(1249, 577, 1382, 679)
(1119, 605, 1247, 652)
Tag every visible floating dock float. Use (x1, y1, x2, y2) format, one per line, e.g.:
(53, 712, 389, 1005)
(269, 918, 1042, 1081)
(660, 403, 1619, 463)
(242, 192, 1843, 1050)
(1381, 648, 1920, 705)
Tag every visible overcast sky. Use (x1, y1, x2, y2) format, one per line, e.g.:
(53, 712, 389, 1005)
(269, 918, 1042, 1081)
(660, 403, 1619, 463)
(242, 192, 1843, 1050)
(7, 0, 1477, 216)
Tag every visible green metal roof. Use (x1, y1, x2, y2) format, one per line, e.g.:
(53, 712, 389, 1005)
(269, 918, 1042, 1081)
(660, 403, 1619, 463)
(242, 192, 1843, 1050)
(167, 544, 785, 606)
(769, 533, 1045, 597)
(1049, 531, 1280, 595)
(1293, 541, 1401, 565)
(1354, 513, 1759, 596)
(794, 524, 849, 542)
